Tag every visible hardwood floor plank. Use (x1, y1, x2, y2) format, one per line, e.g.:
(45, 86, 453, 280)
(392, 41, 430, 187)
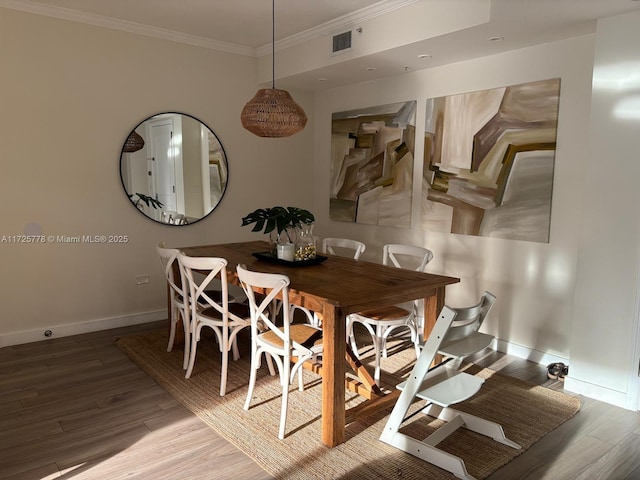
(94, 383, 178, 410)
(1, 462, 60, 480)
(0, 359, 103, 392)
(59, 402, 165, 433)
(0, 386, 38, 405)
(0, 421, 152, 475)
(20, 371, 156, 408)
(0, 418, 63, 446)
(59, 386, 174, 431)
(574, 432, 640, 480)
(489, 432, 613, 479)
(143, 403, 198, 431)
(0, 399, 23, 415)
(0, 397, 99, 432)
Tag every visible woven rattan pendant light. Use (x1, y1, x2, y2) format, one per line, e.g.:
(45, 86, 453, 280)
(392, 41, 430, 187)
(123, 130, 145, 152)
(241, 0, 307, 137)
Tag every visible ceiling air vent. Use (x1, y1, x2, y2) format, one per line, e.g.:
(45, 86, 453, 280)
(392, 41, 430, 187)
(332, 30, 352, 55)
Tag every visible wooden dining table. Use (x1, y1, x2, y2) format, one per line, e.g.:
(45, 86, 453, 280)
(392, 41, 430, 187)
(179, 240, 460, 448)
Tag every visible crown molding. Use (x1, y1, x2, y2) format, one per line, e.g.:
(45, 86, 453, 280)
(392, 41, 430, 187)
(0, 0, 257, 56)
(1, 0, 419, 58)
(257, 0, 421, 57)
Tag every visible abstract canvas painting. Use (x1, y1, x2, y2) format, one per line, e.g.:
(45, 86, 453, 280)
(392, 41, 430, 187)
(330, 101, 416, 227)
(422, 78, 560, 243)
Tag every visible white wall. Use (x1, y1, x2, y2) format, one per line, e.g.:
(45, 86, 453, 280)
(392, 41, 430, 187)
(567, 10, 640, 409)
(0, 8, 314, 345)
(313, 34, 594, 362)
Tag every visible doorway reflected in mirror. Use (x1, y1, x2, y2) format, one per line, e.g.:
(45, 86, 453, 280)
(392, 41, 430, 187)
(120, 112, 228, 225)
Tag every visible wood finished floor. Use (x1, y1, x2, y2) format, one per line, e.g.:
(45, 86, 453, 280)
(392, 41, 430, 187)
(1, 321, 639, 479)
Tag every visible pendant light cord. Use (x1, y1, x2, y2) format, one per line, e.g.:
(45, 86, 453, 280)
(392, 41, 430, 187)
(272, 0, 275, 89)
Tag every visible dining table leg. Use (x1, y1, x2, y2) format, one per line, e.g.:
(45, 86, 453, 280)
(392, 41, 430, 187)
(423, 287, 446, 341)
(320, 303, 346, 447)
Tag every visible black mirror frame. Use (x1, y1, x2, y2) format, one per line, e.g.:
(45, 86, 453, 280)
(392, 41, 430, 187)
(119, 112, 229, 226)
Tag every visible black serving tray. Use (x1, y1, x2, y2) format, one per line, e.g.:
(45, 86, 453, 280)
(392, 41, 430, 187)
(252, 251, 328, 267)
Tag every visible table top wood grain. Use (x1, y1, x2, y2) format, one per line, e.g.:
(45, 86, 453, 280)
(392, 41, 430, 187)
(180, 240, 460, 314)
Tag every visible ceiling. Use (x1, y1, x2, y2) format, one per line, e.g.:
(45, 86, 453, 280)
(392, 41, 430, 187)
(3, 0, 640, 91)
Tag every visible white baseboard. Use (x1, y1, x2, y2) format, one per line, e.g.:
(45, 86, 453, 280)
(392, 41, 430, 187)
(492, 338, 569, 366)
(0, 310, 166, 347)
(491, 338, 635, 410)
(563, 377, 630, 409)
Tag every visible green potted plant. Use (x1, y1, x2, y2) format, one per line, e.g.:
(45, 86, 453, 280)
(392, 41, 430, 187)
(241, 206, 315, 259)
(129, 192, 164, 210)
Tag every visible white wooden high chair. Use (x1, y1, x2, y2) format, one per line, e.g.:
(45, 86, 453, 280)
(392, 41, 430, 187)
(380, 292, 520, 480)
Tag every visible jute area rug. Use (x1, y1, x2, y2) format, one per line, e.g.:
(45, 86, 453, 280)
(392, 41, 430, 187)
(115, 328, 580, 480)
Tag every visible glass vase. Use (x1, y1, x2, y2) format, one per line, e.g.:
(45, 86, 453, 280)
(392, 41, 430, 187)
(295, 223, 316, 261)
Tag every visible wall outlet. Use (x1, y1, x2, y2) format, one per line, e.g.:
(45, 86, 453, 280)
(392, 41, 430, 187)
(136, 274, 150, 285)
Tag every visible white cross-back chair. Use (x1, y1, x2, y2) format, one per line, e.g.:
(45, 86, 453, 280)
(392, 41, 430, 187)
(178, 253, 251, 396)
(380, 292, 520, 480)
(156, 242, 191, 369)
(157, 241, 241, 365)
(291, 238, 366, 328)
(237, 264, 323, 440)
(321, 237, 366, 260)
(347, 244, 433, 384)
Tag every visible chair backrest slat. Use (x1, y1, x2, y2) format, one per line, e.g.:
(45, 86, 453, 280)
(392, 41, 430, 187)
(442, 291, 496, 345)
(383, 244, 433, 272)
(156, 241, 187, 300)
(321, 238, 366, 260)
(236, 264, 292, 346)
(178, 253, 248, 325)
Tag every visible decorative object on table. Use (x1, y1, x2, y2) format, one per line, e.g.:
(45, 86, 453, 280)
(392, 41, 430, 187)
(240, 0, 307, 138)
(241, 206, 314, 260)
(277, 242, 295, 261)
(295, 222, 316, 260)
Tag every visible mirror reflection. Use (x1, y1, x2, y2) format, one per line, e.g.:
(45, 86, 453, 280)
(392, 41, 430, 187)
(120, 112, 228, 225)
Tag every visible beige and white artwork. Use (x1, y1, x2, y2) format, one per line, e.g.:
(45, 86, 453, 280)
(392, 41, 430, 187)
(422, 78, 561, 243)
(330, 101, 416, 228)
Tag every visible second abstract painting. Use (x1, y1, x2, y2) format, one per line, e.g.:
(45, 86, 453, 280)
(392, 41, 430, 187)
(422, 78, 561, 243)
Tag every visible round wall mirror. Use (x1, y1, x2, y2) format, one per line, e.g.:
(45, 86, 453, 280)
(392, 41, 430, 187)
(120, 112, 228, 225)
